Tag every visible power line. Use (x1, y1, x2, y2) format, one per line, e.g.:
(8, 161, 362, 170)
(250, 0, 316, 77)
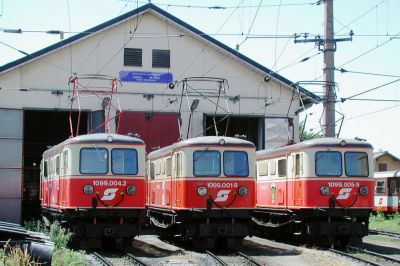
(346, 98, 400, 102)
(335, 68, 400, 78)
(345, 104, 399, 121)
(340, 78, 400, 102)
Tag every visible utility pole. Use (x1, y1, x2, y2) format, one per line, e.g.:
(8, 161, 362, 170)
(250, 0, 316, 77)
(323, 0, 335, 137)
(294, 0, 352, 138)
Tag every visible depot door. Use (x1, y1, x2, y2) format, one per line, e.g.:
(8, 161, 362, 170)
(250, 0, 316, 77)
(0, 109, 23, 223)
(118, 112, 180, 152)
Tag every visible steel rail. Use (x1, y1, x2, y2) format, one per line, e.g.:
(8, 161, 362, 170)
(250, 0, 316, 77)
(205, 250, 229, 266)
(329, 248, 383, 266)
(237, 251, 263, 266)
(369, 229, 400, 239)
(92, 252, 113, 266)
(126, 252, 150, 266)
(347, 246, 400, 264)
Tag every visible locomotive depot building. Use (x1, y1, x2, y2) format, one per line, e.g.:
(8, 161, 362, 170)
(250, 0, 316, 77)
(0, 3, 320, 224)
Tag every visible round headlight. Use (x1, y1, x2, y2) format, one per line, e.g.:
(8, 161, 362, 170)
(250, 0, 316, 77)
(126, 185, 136, 195)
(197, 186, 207, 197)
(107, 135, 113, 143)
(359, 186, 368, 196)
(219, 139, 225, 145)
(83, 184, 94, 195)
(320, 185, 330, 196)
(238, 186, 248, 196)
(340, 140, 346, 146)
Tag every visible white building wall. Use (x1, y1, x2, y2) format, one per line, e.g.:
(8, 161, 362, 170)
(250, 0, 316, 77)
(0, 11, 301, 142)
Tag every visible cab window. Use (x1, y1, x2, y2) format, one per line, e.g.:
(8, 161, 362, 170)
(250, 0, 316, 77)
(315, 151, 342, 176)
(193, 150, 220, 176)
(344, 152, 368, 177)
(111, 148, 138, 175)
(80, 148, 108, 174)
(224, 151, 249, 177)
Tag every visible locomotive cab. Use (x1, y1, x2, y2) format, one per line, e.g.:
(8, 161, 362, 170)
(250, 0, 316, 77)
(146, 136, 256, 249)
(253, 138, 374, 248)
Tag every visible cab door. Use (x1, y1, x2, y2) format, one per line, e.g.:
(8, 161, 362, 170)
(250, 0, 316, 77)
(293, 153, 302, 206)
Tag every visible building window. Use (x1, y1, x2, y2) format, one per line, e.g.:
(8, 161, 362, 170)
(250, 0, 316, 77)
(124, 48, 142, 67)
(152, 49, 170, 68)
(378, 163, 387, 172)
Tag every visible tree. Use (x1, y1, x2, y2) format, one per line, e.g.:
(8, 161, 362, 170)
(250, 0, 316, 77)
(299, 120, 320, 141)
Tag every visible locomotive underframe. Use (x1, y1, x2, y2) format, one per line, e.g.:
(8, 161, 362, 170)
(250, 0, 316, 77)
(252, 207, 370, 247)
(148, 207, 252, 248)
(42, 207, 144, 248)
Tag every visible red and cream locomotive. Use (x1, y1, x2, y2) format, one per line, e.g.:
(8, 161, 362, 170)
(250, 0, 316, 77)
(40, 133, 146, 248)
(146, 136, 256, 248)
(253, 138, 374, 247)
(373, 171, 400, 214)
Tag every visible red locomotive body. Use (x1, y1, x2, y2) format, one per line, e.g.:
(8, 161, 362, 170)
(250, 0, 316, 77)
(146, 136, 256, 248)
(373, 171, 400, 214)
(40, 133, 146, 248)
(253, 138, 374, 247)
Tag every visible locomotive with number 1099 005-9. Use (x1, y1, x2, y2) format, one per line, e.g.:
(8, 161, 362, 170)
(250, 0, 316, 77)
(252, 138, 374, 248)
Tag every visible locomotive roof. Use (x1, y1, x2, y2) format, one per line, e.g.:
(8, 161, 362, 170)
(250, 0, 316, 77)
(373, 171, 400, 178)
(43, 133, 144, 156)
(256, 138, 373, 157)
(147, 136, 255, 159)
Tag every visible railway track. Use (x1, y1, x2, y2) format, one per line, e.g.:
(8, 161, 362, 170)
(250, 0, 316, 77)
(330, 245, 400, 266)
(206, 249, 263, 266)
(126, 252, 150, 266)
(92, 252, 113, 266)
(369, 229, 400, 239)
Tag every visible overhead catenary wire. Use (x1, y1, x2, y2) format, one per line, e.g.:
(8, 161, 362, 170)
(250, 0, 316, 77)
(340, 78, 400, 102)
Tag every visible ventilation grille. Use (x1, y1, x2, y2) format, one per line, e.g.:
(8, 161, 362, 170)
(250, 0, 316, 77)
(152, 49, 170, 68)
(124, 48, 142, 67)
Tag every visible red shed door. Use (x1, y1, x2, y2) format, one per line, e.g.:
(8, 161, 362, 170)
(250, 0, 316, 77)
(118, 112, 179, 152)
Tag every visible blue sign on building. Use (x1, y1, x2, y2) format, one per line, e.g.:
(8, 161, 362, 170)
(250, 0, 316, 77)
(119, 71, 173, 84)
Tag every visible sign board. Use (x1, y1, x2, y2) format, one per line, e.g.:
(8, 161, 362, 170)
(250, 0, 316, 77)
(119, 71, 173, 84)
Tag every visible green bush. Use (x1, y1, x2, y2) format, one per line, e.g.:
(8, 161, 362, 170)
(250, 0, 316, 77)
(24, 220, 72, 249)
(52, 248, 86, 266)
(0, 242, 37, 266)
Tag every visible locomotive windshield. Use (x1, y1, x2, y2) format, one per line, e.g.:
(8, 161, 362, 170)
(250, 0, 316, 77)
(315, 151, 369, 177)
(80, 148, 108, 174)
(193, 150, 221, 176)
(112, 148, 138, 175)
(315, 151, 342, 176)
(344, 152, 369, 177)
(193, 150, 249, 177)
(224, 151, 249, 177)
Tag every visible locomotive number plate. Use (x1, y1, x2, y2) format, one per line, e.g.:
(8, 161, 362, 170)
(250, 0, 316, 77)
(327, 181, 360, 188)
(207, 182, 238, 189)
(93, 180, 127, 186)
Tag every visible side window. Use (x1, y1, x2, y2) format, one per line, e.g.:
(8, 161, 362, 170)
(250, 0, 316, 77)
(61, 150, 68, 176)
(155, 160, 161, 175)
(161, 159, 166, 175)
(166, 157, 172, 177)
(376, 180, 386, 194)
(278, 159, 286, 177)
(269, 160, 276, 175)
(55, 156, 60, 176)
(43, 161, 48, 179)
(176, 152, 183, 177)
(295, 154, 301, 176)
(150, 162, 155, 180)
(258, 160, 268, 176)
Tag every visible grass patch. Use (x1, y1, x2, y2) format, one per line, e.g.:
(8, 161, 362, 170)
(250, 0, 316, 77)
(0, 243, 37, 266)
(52, 248, 87, 266)
(369, 211, 400, 233)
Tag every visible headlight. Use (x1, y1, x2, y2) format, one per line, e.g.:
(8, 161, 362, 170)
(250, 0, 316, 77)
(320, 185, 329, 196)
(238, 186, 248, 196)
(359, 186, 368, 196)
(218, 139, 225, 145)
(197, 186, 207, 196)
(83, 184, 94, 195)
(107, 135, 113, 142)
(126, 185, 136, 195)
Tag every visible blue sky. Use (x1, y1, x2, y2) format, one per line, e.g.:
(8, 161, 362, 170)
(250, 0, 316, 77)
(1, 0, 399, 157)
